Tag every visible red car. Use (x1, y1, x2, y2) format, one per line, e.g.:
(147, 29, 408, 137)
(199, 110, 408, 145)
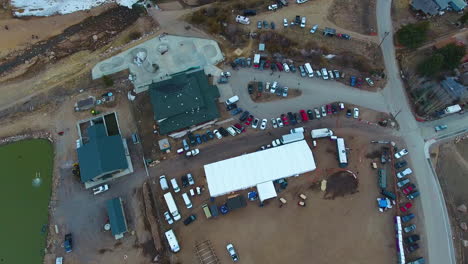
(356, 77, 363, 87)
(244, 115, 253, 126)
(234, 123, 245, 133)
(265, 60, 271, 68)
(403, 184, 416, 195)
(276, 62, 284, 71)
(326, 104, 332, 115)
(400, 202, 413, 212)
(299, 110, 308, 122)
(281, 114, 289, 126)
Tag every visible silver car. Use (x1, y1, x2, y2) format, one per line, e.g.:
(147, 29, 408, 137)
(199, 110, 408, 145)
(314, 108, 321, 119)
(321, 106, 327, 117)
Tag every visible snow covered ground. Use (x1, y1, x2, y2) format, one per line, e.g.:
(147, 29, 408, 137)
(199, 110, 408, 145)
(11, 0, 140, 17)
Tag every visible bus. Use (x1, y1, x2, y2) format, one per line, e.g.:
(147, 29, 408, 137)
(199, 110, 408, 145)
(304, 63, 314, 78)
(336, 138, 348, 168)
(164, 192, 181, 221)
(165, 229, 180, 253)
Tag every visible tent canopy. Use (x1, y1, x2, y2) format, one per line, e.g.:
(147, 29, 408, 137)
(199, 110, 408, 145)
(204, 140, 316, 197)
(257, 181, 277, 202)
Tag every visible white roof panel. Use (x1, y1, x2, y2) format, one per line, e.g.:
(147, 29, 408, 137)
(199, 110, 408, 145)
(204, 140, 316, 197)
(257, 181, 277, 202)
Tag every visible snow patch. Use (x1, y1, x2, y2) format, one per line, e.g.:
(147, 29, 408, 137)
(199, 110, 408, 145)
(11, 0, 140, 17)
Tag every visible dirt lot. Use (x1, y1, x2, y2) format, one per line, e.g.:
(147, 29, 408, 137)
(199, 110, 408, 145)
(328, 0, 378, 35)
(144, 125, 407, 264)
(432, 137, 468, 263)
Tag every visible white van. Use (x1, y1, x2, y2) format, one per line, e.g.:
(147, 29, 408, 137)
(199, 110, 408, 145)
(283, 63, 290, 72)
(290, 127, 304, 134)
(225, 95, 239, 105)
(304, 63, 314, 78)
(271, 81, 278, 93)
(171, 178, 180, 193)
(321, 68, 329, 80)
(160, 175, 169, 190)
(226, 127, 237, 136)
(182, 193, 193, 209)
(165, 229, 180, 253)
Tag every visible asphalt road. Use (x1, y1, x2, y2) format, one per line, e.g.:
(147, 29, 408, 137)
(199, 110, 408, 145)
(225, 1, 466, 262)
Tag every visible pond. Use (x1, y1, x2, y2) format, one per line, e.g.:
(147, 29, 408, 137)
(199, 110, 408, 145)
(0, 139, 53, 264)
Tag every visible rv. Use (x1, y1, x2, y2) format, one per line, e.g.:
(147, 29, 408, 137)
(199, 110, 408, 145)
(280, 133, 304, 144)
(304, 63, 314, 78)
(235, 15, 250, 25)
(311, 128, 334, 139)
(163, 192, 181, 221)
(165, 229, 180, 253)
(336, 138, 348, 168)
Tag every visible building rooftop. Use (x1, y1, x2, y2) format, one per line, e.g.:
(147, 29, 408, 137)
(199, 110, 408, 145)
(77, 123, 128, 183)
(411, 0, 441, 15)
(106, 197, 128, 237)
(91, 35, 224, 93)
(150, 69, 220, 134)
(441, 77, 467, 99)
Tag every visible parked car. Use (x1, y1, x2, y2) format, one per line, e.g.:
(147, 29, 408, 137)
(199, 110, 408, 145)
(164, 211, 174, 225)
(326, 104, 332, 115)
(356, 77, 363, 87)
(350, 76, 356, 86)
(331, 104, 338, 114)
(397, 168, 413, 178)
(300, 16, 306, 28)
(218, 127, 229, 137)
(333, 70, 340, 79)
(260, 118, 268, 130)
(346, 109, 352, 117)
(310, 24, 318, 33)
(195, 134, 202, 144)
(353, 107, 359, 119)
(404, 224, 416, 233)
(403, 184, 417, 195)
(328, 70, 334, 79)
(263, 20, 269, 28)
(283, 18, 288, 27)
(295, 15, 301, 24)
(239, 111, 249, 122)
(182, 139, 189, 151)
(188, 132, 196, 145)
(277, 117, 284, 127)
(316, 70, 322, 77)
(340, 33, 351, 40)
(226, 243, 239, 262)
(404, 234, 421, 244)
(307, 109, 314, 120)
(314, 108, 321, 119)
(201, 134, 208, 143)
(434, 124, 448, 132)
(186, 149, 200, 158)
(339, 102, 345, 110)
(289, 64, 296, 72)
(282, 87, 289, 97)
(400, 202, 413, 212)
(365, 77, 374, 86)
(321, 106, 327, 117)
(245, 115, 253, 126)
(233, 123, 245, 133)
(64, 234, 73, 253)
(394, 160, 407, 169)
(407, 191, 420, 200)
(406, 243, 420, 253)
(401, 213, 415, 223)
(252, 118, 260, 128)
(93, 184, 109, 195)
(268, 4, 278, 10)
(281, 114, 290, 125)
(187, 173, 195, 185)
(299, 65, 306, 77)
(213, 129, 222, 139)
(271, 21, 275, 29)
(248, 83, 254, 94)
(397, 178, 411, 188)
(257, 21, 262, 29)
(160, 175, 169, 190)
(271, 118, 278, 128)
(276, 62, 284, 71)
(181, 175, 189, 187)
(183, 214, 197, 225)
(395, 148, 409, 159)
(299, 110, 308, 121)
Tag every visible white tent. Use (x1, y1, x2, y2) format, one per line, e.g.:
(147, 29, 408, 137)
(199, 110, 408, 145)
(204, 140, 316, 197)
(257, 181, 277, 202)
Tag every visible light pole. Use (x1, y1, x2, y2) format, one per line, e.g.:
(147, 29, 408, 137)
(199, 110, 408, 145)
(378, 31, 390, 48)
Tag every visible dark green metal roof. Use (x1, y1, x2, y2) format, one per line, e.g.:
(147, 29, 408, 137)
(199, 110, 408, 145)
(149, 70, 220, 134)
(77, 124, 128, 183)
(106, 197, 128, 236)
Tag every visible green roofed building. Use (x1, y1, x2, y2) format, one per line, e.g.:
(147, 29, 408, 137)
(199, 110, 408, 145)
(106, 197, 128, 239)
(77, 123, 129, 184)
(149, 69, 220, 134)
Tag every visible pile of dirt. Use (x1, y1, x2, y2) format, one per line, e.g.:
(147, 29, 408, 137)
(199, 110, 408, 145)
(0, 6, 142, 78)
(324, 171, 359, 199)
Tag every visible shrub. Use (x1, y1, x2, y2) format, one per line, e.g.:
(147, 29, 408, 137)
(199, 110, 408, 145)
(128, 31, 142, 40)
(396, 22, 429, 49)
(102, 75, 114, 87)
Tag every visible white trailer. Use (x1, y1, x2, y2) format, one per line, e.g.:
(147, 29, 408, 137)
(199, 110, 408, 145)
(235, 15, 250, 25)
(311, 128, 334, 139)
(164, 192, 181, 221)
(280, 133, 304, 144)
(165, 229, 181, 253)
(253, 54, 261, 68)
(304, 63, 314, 78)
(336, 138, 348, 168)
(445, 104, 462, 114)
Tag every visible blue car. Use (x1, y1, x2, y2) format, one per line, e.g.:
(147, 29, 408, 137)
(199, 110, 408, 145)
(350, 76, 356, 87)
(195, 134, 202, 144)
(64, 233, 73, 253)
(401, 213, 415, 223)
(230, 107, 243, 116)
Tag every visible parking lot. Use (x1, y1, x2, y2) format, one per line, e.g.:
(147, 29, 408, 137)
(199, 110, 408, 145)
(147, 120, 409, 263)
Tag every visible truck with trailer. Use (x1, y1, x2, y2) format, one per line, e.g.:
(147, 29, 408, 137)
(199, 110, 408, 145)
(280, 133, 304, 144)
(311, 128, 334, 139)
(164, 192, 181, 221)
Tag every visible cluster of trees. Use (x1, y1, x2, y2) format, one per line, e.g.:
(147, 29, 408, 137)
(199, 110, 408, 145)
(418, 44, 466, 76)
(396, 22, 430, 49)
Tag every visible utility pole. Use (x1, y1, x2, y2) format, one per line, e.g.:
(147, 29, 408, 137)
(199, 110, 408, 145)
(378, 31, 390, 48)
(394, 108, 403, 119)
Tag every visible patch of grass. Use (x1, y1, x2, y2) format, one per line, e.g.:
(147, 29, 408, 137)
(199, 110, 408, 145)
(102, 75, 114, 87)
(396, 21, 430, 49)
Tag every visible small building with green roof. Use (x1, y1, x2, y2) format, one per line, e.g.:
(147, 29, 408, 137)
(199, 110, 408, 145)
(106, 197, 128, 240)
(149, 69, 220, 134)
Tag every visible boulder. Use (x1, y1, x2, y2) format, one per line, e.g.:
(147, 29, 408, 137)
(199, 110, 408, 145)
(463, 240, 468, 247)
(457, 204, 467, 213)
(461, 222, 467, 231)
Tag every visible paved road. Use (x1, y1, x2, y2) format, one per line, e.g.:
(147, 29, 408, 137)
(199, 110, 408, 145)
(225, 0, 464, 262)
